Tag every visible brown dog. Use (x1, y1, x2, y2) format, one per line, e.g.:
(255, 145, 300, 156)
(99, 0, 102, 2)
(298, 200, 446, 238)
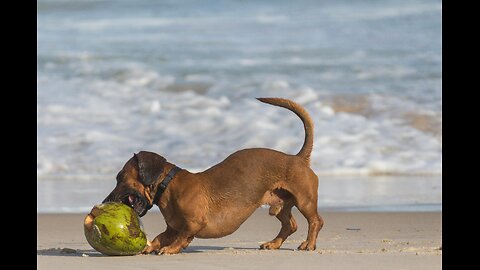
(102, 98, 324, 255)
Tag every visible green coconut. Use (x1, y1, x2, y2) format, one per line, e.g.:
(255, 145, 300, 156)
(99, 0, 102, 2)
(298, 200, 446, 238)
(84, 202, 147, 256)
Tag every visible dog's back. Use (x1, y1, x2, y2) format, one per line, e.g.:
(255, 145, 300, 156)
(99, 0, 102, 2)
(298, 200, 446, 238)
(199, 97, 316, 203)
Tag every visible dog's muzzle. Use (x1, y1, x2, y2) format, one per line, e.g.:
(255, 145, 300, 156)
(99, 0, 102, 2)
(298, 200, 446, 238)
(102, 192, 150, 217)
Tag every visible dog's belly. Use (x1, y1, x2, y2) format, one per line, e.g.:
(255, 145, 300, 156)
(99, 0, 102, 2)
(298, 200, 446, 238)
(196, 205, 258, 238)
(193, 186, 290, 238)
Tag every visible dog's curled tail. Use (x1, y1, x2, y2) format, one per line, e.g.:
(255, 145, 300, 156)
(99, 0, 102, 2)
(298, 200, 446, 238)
(257, 97, 314, 165)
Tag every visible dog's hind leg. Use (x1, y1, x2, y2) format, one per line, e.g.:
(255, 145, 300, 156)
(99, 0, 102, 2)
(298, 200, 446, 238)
(260, 199, 297, 250)
(295, 196, 323, 251)
(286, 171, 324, 251)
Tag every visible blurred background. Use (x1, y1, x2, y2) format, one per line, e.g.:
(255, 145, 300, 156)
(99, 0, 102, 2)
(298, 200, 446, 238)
(37, 0, 442, 213)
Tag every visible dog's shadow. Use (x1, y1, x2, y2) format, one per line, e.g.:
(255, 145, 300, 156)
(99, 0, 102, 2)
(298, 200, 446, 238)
(183, 245, 265, 253)
(36, 246, 277, 257)
(37, 248, 105, 257)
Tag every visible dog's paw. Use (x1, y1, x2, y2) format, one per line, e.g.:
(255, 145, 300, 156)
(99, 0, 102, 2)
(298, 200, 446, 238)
(142, 240, 159, 254)
(297, 241, 316, 251)
(158, 246, 181, 255)
(142, 246, 156, 254)
(260, 240, 282, 250)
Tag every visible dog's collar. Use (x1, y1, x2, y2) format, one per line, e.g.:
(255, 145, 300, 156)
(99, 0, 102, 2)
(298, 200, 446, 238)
(148, 165, 181, 209)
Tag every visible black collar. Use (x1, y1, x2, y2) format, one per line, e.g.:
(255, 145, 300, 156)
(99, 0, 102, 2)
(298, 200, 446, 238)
(148, 166, 181, 209)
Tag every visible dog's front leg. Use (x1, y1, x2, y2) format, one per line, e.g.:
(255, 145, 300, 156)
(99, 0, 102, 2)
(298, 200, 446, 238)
(142, 226, 178, 254)
(144, 219, 204, 255)
(157, 220, 204, 255)
(157, 233, 195, 255)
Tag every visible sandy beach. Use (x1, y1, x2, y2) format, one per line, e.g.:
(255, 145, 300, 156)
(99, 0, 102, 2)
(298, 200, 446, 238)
(37, 209, 442, 269)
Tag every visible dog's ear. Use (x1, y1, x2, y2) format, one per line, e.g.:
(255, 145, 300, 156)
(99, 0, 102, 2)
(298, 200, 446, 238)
(134, 151, 167, 185)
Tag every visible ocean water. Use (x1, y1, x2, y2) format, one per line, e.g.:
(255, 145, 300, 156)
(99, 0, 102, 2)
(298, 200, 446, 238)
(37, 0, 442, 212)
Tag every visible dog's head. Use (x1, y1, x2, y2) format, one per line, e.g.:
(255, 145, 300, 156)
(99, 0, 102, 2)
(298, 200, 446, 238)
(102, 151, 167, 217)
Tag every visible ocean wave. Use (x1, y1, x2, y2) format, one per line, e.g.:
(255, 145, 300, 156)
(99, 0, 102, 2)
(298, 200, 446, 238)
(37, 72, 442, 178)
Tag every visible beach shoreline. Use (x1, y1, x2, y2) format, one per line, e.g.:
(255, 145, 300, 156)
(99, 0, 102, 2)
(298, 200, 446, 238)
(37, 209, 442, 269)
(37, 175, 442, 213)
